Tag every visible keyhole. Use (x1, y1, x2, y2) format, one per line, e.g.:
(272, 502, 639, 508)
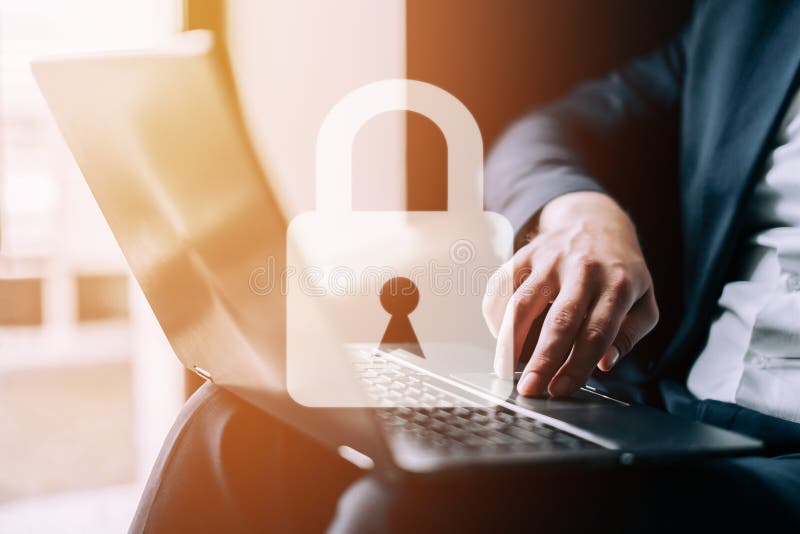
(380, 277, 419, 315)
(379, 277, 425, 358)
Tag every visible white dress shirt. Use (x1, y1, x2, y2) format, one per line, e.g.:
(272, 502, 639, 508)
(687, 87, 800, 424)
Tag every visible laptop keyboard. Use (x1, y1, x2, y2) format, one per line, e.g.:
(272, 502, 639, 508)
(356, 360, 476, 408)
(354, 350, 599, 454)
(376, 406, 599, 453)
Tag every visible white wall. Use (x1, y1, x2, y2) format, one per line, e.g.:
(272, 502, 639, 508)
(224, 0, 407, 216)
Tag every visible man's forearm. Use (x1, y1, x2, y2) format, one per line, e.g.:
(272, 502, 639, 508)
(485, 27, 686, 243)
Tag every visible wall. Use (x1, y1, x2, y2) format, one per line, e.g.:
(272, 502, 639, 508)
(207, 0, 692, 366)
(224, 0, 407, 216)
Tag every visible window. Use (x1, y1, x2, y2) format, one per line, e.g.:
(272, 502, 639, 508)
(0, 2, 183, 531)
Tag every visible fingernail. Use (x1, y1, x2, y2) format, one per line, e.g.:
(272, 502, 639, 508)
(517, 372, 540, 396)
(494, 354, 513, 380)
(609, 346, 621, 367)
(549, 375, 574, 398)
(494, 342, 513, 379)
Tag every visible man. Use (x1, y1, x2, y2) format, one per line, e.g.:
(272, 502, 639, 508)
(132, 1, 800, 531)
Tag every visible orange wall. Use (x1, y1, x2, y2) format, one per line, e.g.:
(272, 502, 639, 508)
(406, 0, 692, 355)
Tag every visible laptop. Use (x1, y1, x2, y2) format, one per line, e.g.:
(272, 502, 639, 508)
(32, 30, 762, 474)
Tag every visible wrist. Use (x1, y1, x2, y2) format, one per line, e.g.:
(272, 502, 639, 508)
(538, 191, 632, 234)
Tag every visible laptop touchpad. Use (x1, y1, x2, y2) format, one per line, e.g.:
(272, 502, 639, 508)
(450, 371, 625, 410)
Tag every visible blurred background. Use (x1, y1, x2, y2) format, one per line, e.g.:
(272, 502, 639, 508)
(0, 0, 688, 531)
(0, 1, 183, 532)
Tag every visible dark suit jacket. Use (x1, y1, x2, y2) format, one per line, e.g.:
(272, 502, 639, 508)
(485, 0, 800, 394)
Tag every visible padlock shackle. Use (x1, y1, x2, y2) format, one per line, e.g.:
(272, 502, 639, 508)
(316, 79, 483, 213)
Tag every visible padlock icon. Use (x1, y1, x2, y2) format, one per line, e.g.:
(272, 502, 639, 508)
(286, 79, 513, 407)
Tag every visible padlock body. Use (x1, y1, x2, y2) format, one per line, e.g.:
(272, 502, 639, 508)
(286, 210, 514, 406)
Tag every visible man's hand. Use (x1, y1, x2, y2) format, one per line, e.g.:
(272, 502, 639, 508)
(483, 192, 659, 397)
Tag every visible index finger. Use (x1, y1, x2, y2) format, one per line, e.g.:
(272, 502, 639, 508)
(492, 266, 557, 378)
(517, 270, 593, 396)
(482, 243, 538, 337)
